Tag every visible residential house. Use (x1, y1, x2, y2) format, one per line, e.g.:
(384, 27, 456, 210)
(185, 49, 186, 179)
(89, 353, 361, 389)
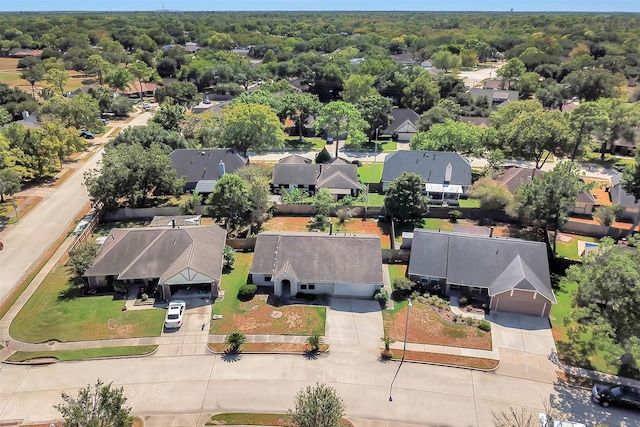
(284, 115, 316, 138)
(380, 108, 420, 142)
(250, 232, 384, 298)
(84, 225, 226, 301)
(272, 155, 360, 199)
(610, 183, 640, 220)
(496, 167, 598, 215)
(390, 52, 418, 65)
(483, 79, 503, 90)
(117, 81, 160, 98)
(609, 128, 639, 156)
(469, 89, 519, 108)
(381, 151, 472, 204)
(407, 229, 556, 317)
(169, 148, 249, 193)
(8, 48, 43, 58)
(459, 116, 490, 129)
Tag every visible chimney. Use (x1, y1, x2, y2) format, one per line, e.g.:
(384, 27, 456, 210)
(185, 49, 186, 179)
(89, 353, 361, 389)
(172, 218, 176, 229)
(21, 110, 30, 119)
(329, 223, 333, 235)
(489, 226, 494, 238)
(218, 160, 226, 177)
(444, 162, 452, 183)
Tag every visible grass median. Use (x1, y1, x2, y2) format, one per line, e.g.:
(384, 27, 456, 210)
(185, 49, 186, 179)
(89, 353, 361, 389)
(7, 345, 157, 362)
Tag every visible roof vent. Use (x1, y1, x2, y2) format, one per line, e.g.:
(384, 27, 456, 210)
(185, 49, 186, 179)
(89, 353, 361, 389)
(200, 151, 206, 155)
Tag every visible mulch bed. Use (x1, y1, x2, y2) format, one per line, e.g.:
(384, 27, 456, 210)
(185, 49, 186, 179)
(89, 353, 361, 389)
(384, 302, 492, 351)
(387, 349, 499, 370)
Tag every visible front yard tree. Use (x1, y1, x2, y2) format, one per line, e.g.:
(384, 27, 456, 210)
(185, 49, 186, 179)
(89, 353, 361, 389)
(151, 102, 185, 132)
(357, 94, 393, 142)
(111, 123, 187, 152)
(41, 93, 101, 131)
(84, 143, 185, 209)
(401, 74, 441, 114)
(87, 54, 110, 86)
(384, 172, 429, 223)
(54, 379, 133, 427)
(219, 103, 284, 156)
(409, 119, 484, 156)
(430, 50, 461, 73)
(565, 237, 640, 371)
(568, 102, 610, 161)
(314, 101, 368, 158)
(621, 150, 640, 237)
(43, 68, 69, 96)
(312, 188, 335, 222)
(513, 162, 589, 256)
(128, 61, 155, 100)
(288, 383, 346, 427)
(69, 241, 99, 278)
(467, 178, 513, 210)
(279, 92, 322, 143)
(105, 67, 135, 94)
(341, 74, 378, 103)
(206, 173, 252, 231)
(154, 82, 200, 108)
(496, 58, 526, 90)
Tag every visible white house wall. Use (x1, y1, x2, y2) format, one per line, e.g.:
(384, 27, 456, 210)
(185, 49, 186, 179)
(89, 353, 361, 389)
(333, 283, 381, 298)
(251, 273, 273, 287)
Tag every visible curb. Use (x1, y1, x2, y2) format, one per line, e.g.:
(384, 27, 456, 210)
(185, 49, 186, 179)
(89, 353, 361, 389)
(2, 345, 158, 365)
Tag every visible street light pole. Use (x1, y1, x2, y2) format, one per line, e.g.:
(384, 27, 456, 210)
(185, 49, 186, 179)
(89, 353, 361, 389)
(389, 299, 412, 402)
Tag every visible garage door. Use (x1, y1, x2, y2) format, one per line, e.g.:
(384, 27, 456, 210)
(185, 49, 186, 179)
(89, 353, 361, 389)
(333, 283, 378, 298)
(492, 295, 548, 317)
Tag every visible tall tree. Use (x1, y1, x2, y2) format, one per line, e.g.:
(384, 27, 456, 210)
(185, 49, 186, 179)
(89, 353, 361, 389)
(128, 61, 154, 100)
(287, 383, 346, 427)
(279, 92, 322, 143)
(409, 119, 485, 156)
(111, 123, 187, 152)
(314, 101, 368, 158)
(467, 178, 513, 210)
(154, 82, 200, 108)
(621, 150, 640, 237)
(497, 58, 526, 90)
(568, 102, 610, 161)
(312, 188, 335, 222)
(218, 103, 284, 156)
(54, 379, 133, 427)
(513, 162, 589, 255)
(341, 74, 378, 103)
(0, 167, 22, 203)
(151, 102, 185, 133)
(105, 68, 134, 94)
(430, 50, 461, 72)
(401, 75, 440, 114)
(43, 68, 68, 95)
(40, 94, 101, 131)
(565, 237, 640, 371)
(596, 99, 640, 160)
(384, 172, 429, 223)
(205, 173, 252, 231)
(562, 68, 626, 102)
(84, 143, 184, 209)
(87, 54, 110, 86)
(356, 94, 393, 142)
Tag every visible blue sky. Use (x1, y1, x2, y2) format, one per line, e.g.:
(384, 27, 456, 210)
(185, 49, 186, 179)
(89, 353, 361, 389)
(1, 1, 639, 12)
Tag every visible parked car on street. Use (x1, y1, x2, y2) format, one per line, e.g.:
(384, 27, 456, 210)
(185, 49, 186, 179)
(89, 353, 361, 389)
(592, 384, 640, 410)
(164, 300, 186, 329)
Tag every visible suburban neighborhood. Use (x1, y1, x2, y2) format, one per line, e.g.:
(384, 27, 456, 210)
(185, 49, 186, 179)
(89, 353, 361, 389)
(0, 10, 640, 427)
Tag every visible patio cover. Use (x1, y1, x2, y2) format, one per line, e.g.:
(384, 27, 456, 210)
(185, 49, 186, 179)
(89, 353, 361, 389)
(424, 183, 463, 194)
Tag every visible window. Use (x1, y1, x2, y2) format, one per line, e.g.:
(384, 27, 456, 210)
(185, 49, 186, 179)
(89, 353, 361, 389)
(300, 284, 307, 290)
(308, 284, 315, 290)
(265, 275, 271, 281)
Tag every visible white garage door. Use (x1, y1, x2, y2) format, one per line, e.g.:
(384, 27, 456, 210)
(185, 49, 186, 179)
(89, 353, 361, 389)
(333, 283, 378, 298)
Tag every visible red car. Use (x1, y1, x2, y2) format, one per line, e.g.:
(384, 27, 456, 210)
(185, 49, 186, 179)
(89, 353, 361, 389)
(0, 241, 4, 250)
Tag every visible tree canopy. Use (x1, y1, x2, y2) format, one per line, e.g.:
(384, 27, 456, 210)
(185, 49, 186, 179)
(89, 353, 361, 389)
(287, 383, 346, 427)
(205, 173, 252, 231)
(384, 172, 429, 223)
(314, 101, 368, 157)
(218, 103, 284, 155)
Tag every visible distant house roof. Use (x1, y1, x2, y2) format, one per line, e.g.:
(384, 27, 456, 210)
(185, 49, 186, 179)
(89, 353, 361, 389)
(496, 167, 597, 205)
(382, 108, 420, 134)
(14, 110, 40, 128)
(381, 151, 472, 186)
(8, 48, 43, 58)
(317, 165, 360, 191)
(251, 232, 383, 285)
(391, 53, 417, 64)
(459, 116, 490, 128)
(327, 157, 352, 165)
(117, 81, 159, 96)
(611, 183, 640, 208)
(279, 154, 312, 164)
(84, 226, 226, 284)
(169, 148, 249, 187)
(272, 161, 360, 191)
(483, 80, 503, 90)
(272, 163, 320, 187)
(408, 229, 555, 303)
(469, 88, 519, 107)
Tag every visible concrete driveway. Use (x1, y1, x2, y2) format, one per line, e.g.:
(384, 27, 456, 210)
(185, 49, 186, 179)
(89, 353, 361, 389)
(157, 299, 211, 357)
(326, 298, 383, 358)
(488, 311, 558, 382)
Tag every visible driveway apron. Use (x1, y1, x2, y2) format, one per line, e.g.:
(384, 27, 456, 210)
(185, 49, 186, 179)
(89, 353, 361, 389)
(156, 299, 212, 357)
(326, 298, 384, 359)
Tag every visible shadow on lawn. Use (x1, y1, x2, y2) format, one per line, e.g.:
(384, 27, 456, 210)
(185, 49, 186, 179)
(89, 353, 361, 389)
(57, 279, 83, 302)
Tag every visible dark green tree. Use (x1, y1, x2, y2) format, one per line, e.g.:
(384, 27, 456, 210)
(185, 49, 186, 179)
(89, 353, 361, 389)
(68, 241, 98, 278)
(111, 123, 187, 152)
(206, 173, 252, 231)
(151, 102, 185, 132)
(384, 172, 429, 223)
(280, 92, 322, 142)
(356, 94, 393, 142)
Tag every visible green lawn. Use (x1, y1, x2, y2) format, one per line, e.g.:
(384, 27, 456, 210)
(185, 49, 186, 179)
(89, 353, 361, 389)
(363, 193, 385, 207)
(8, 345, 157, 362)
(358, 163, 384, 184)
(10, 266, 165, 343)
(458, 199, 481, 208)
(422, 218, 454, 232)
(283, 137, 326, 151)
(554, 234, 599, 261)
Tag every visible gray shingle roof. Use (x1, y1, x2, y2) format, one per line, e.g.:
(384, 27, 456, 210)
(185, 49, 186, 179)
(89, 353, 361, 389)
(383, 108, 420, 134)
(469, 89, 519, 107)
(279, 154, 312, 164)
(381, 151, 471, 186)
(251, 232, 383, 285)
(169, 149, 248, 185)
(611, 183, 640, 208)
(84, 226, 226, 284)
(272, 163, 320, 186)
(272, 162, 359, 190)
(497, 167, 596, 205)
(408, 229, 555, 303)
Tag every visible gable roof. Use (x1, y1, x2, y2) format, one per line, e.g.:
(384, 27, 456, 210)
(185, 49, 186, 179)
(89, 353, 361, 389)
(497, 167, 597, 205)
(279, 154, 312, 164)
(408, 229, 555, 303)
(272, 161, 359, 190)
(469, 89, 519, 107)
(459, 116, 491, 128)
(272, 163, 320, 186)
(383, 108, 420, 134)
(381, 151, 471, 186)
(170, 148, 248, 184)
(251, 232, 383, 285)
(84, 226, 226, 284)
(611, 183, 640, 208)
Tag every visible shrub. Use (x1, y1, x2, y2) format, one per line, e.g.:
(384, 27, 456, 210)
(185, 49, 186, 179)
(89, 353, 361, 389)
(315, 147, 332, 164)
(448, 209, 462, 223)
(351, 159, 362, 167)
(238, 284, 257, 301)
(478, 320, 491, 332)
(374, 288, 389, 303)
(223, 245, 236, 270)
(464, 317, 475, 326)
(393, 277, 414, 293)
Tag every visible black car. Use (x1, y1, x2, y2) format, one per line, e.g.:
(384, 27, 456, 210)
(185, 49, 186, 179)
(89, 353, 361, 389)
(80, 130, 96, 139)
(592, 384, 640, 410)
